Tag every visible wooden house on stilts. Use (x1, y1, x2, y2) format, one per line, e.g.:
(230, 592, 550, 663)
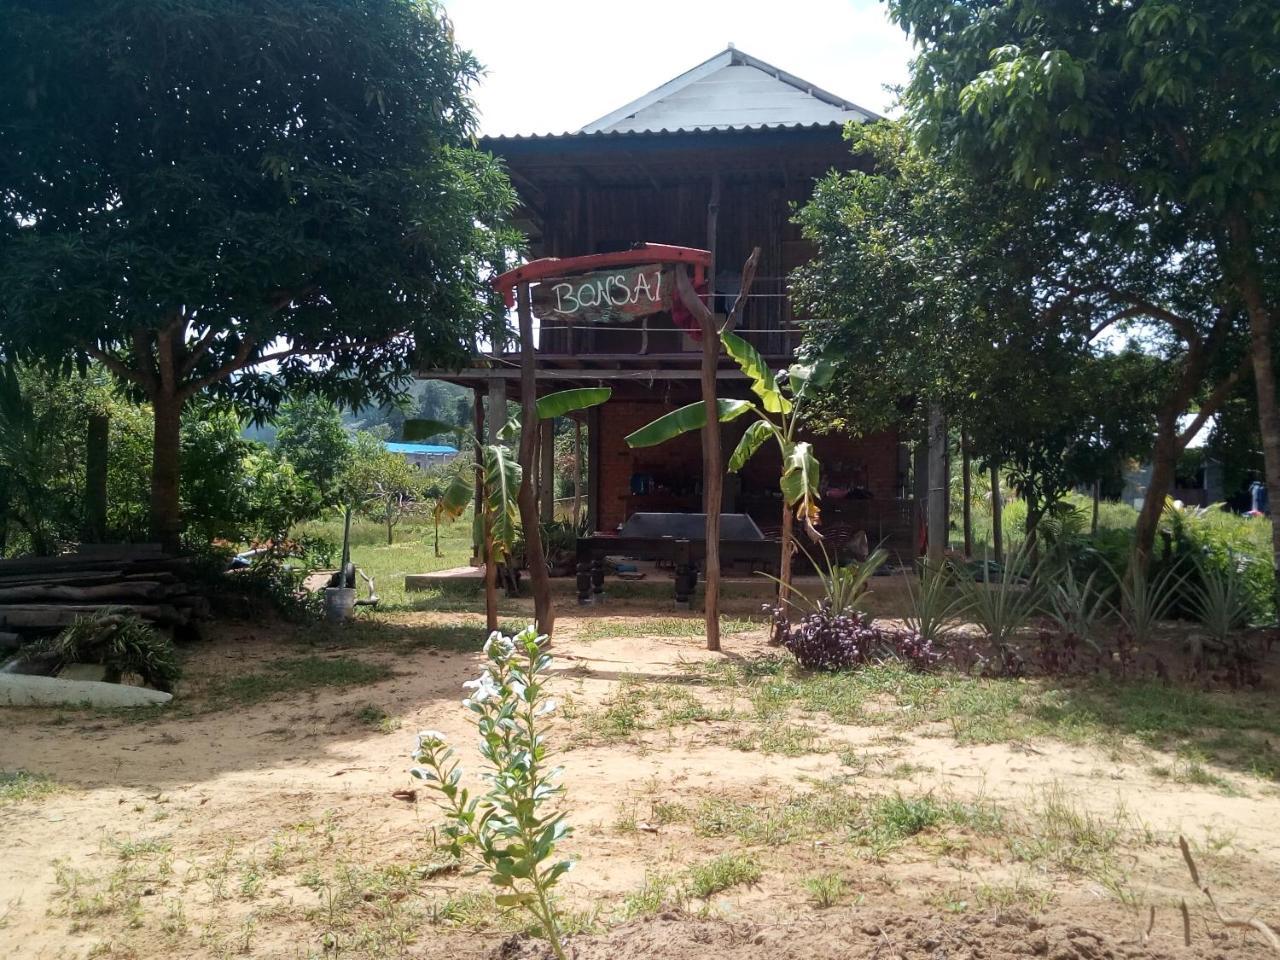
(425, 46, 918, 593)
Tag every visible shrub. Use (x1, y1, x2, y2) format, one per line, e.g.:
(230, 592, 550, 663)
(778, 606, 938, 672)
(411, 626, 573, 960)
(27, 612, 180, 691)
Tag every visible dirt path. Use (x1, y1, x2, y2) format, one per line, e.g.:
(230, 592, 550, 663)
(2, 610, 1279, 958)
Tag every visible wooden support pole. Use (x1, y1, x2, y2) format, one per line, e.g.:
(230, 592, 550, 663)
(927, 403, 948, 567)
(961, 429, 972, 559)
(516, 283, 554, 637)
(573, 418, 583, 529)
(540, 419, 555, 523)
(471, 388, 485, 564)
(701, 172, 723, 652)
(990, 461, 1004, 564)
(83, 413, 109, 543)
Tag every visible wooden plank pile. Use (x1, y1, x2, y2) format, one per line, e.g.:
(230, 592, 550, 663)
(0, 546, 208, 642)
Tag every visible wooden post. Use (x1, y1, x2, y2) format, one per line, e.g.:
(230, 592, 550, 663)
(927, 403, 947, 567)
(83, 413, 109, 543)
(586, 405, 600, 534)
(540, 419, 555, 523)
(482, 377, 504, 630)
(701, 172, 723, 652)
(573, 418, 583, 528)
(516, 282, 555, 637)
(990, 461, 1004, 564)
(961, 430, 972, 559)
(471, 388, 485, 565)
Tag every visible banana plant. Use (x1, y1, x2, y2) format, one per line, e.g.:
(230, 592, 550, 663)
(405, 387, 610, 630)
(625, 332, 832, 602)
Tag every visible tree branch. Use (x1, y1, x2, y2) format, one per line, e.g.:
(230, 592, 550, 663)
(1177, 354, 1252, 447)
(83, 345, 148, 390)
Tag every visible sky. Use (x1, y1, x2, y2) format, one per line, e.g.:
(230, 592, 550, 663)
(443, 0, 916, 136)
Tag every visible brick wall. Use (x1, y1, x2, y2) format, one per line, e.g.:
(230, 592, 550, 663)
(594, 400, 904, 532)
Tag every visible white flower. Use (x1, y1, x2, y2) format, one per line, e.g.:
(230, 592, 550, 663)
(483, 631, 515, 659)
(462, 671, 500, 704)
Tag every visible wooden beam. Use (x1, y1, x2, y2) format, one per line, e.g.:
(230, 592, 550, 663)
(701, 171, 723, 652)
(516, 283, 555, 636)
(434, 367, 751, 381)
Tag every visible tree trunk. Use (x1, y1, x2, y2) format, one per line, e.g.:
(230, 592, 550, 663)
(1226, 212, 1280, 608)
(1134, 425, 1180, 565)
(516, 283, 554, 637)
(990, 462, 1003, 564)
(1091, 480, 1100, 536)
(150, 387, 183, 553)
(770, 503, 795, 646)
(926, 403, 947, 566)
(386, 513, 394, 545)
(961, 431, 972, 559)
(701, 173, 723, 653)
(83, 413, 109, 543)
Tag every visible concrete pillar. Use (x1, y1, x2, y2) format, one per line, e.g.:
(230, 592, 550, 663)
(927, 403, 948, 566)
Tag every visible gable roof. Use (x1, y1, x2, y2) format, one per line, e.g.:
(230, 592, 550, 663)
(578, 45, 879, 135)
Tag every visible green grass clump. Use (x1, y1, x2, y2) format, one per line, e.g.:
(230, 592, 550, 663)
(684, 853, 761, 899)
(803, 872, 846, 908)
(0, 770, 57, 805)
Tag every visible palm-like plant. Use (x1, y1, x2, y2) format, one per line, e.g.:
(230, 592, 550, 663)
(1110, 556, 1185, 648)
(1044, 563, 1109, 652)
(954, 541, 1042, 672)
(624, 332, 833, 601)
(1187, 555, 1251, 644)
(903, 560, 965, 649)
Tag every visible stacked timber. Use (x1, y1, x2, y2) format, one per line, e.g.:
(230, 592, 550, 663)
(0, 546, 208, 639)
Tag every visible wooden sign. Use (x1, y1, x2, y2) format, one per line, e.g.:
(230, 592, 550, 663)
(531, 264, 672, 324)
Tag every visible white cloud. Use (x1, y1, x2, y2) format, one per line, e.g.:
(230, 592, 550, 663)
(443, 0, 915, 136)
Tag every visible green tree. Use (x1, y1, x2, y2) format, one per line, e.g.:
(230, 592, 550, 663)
(0, 0, 515, 550)
(342, 433, 424, 546)
(888, 0, 1279, 573)
(795, 122, 1242, 552)
(274, 397, 353, 509)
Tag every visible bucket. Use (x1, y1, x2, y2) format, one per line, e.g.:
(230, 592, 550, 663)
(324, 587, 356, 622)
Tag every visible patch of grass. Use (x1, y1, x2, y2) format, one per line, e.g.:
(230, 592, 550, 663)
(803, 871, 846, 908)
(209, 656, 392, 707)
(579, 616, 763, 642)
(869, 793, 945, 839)
(684, 853, 761, 899)
(694, 785, 861, 846)
(1008, 782, 1139, 892)
(0, 770, 56, 805)
(973, 876, 1054, 913)
(353, 704, 401, 734)
(619, 872, 679, 920)
(575, 676, 730, 744)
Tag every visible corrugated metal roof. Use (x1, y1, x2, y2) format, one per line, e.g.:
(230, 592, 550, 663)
(384, 441, 458, 455)
(484, 46, 879, 142)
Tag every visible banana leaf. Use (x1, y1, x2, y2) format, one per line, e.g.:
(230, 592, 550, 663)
(780, 440, 821, 526)
(624, 399, 755, 448)
(403, 418, 465, 442)
(482, 443, 522, 559)
(432, 469, 474, 524)
(786, 358, 835, 401)
(535, 387, 612, 419)
(727, 419, 776, 472)
(721, 331, 791, 414)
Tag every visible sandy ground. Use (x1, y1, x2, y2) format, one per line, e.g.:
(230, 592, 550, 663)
(2, 605, 1279, 958)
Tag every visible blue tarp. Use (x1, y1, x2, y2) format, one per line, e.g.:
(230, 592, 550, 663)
(384, 441, 458, 455)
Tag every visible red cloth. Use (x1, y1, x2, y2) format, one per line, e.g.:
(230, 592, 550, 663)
(671, 277, 709, 340)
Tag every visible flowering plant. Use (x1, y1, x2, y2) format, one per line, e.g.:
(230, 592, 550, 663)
(411, 626, 573, 958)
